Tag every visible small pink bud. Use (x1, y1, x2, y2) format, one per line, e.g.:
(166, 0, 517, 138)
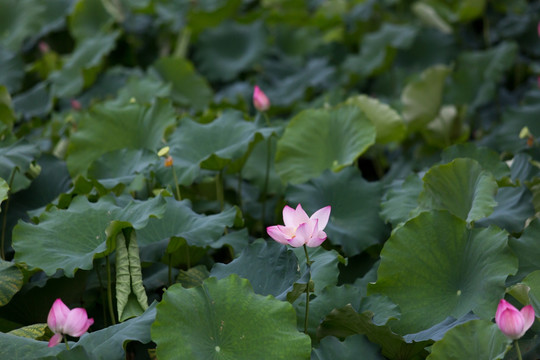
(495, 299, 535, 340)
(164, 155, 173, 167)
(38, 41, 50, 54)
(253, 85, 270, 112)
(71, 99, 82, 111)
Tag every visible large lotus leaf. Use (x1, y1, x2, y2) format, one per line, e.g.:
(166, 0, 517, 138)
(275, 106, 376, 184)
(262, 57, 335, 107)
(113, 74, 171, 105)
(187, 0, 242, 35)
(151, 275, 311, 359)
(0, 138, 40, 193)
(401, 65, 451, 131)
(87, 148, 159, 190)
(445, 41, 518, 110)
(0, 303, 156, 359)
(508, 219, 540, 282)
(12, 81, 53, 119)
(68, 0, 113, 41)
(0, 0, 45, 51)
(0, 48, 23, 93)
(292, 246, 344, 296)
(345, 95, 406, 144)
(0, 260, 22, 306)
(346, 23, 418, 76)
(12, 195, 166, 276)
(476, 186, 534, 234)
(66, 98, 176, 176)
(380, 174, 423, 226)
(520, 270, 540, 316)
(312, 335, 384, 360)
(426, 320, 511, 360)
(368, 211, 516, 334)
(210, 239, 300, 300)
(287, 167, 388, 256)
(441, 143, 510, 180)
(151, 56, 212, 112)
(136, 197, 237, 261)
(49, 31, 120, 98)
(8, 323, 49, 340)
(317, 305, 430, 360)
(403, 313, 479, 343)
(194, 21, 266, 82)
(419, 158, 498, 223)
(159, 110, 269, 186)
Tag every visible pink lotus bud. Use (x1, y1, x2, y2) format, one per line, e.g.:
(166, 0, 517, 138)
(47, 298, 94, 347)
(267, 204, 331, 247)
(495, 299, 535, 340)
(71, 99, 82, 111)
(39, 41, 50, 54)
(538, 21, 540, 38)
(253, 85, 270, 112)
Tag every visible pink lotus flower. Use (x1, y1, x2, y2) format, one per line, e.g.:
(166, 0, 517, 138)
(253, 85, 270, 112)
(47, 298, 94, 347)
(495, 299, 535, 340)
(267, 204, 331, 247)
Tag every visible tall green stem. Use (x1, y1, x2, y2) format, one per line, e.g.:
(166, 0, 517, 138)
(303, 245, 312, 334)
(1, 168, 18, 260)
(261, 138, 272, 226)
(171, 167, 181, 201)
(515, 340, 522, 360)
(106, 255, 116, 325)
(63, 334, 70, 350)
(216, 170, 224, 211)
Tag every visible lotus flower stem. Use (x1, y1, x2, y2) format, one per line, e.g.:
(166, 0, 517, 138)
(515, 341, 522, 360)
(1, 167, 18, 260)
(106, 255, 116, 325)
(216, 170, 224, 211)
(63, 335, 70, 350)
(171, 166, 181, 201)
(303, 244, 312, 334)
(261, 138, 272, 225)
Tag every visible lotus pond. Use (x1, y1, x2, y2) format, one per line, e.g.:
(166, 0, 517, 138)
(1, 0, 540, 359)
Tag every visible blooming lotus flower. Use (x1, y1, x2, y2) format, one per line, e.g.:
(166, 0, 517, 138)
(253, 85, 270, 112)
(495, 299, 535, 340)
(47, 298, 94, 347)
(267, 204, 331, 247)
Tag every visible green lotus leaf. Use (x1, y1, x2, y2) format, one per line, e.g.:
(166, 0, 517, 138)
(446, 41, 518, 111)
(49, 31, 120, 98)
(312, 335, 384, 360)
(477, 186, 534, 234)
(521, 270, 540, 316)
(113, 74, 171, 105)
(292, 246, 344, 296)
(12, 195, 166, 276)
(401, 65, 451, 131)
(380, 174, 423, 226)
(68, 0, 113, 42)
(509, 219, 540, 282)
(7, 323, 49, 340)
(194, 21, 266, 82)
(287, 167, 388, 256)
(66, 98, 176, 176)
(12, 81, 53, 119)
(275, 105, 376, 184)
(441, 143, 510, 180)
(0, 85, 15, 137)
(151, 56, 212, 112)
(87, 148, 159, 191)
(0, 260, 22, 306)
(0, 138, 40, 194)
(151, 275, 311, 359)
(159, 110, 270, 186)
(0, 49, 23, 93)
(0, 177, 7, 206)
(210, 239, 300, 300)
(0, 331, 61, 359)
(419, 158, 498, 223)
(136, 197, 237, 261)
(318, 304, 430, 360)
(426, 320, 511, 360)
(368, 210, 517, 334)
